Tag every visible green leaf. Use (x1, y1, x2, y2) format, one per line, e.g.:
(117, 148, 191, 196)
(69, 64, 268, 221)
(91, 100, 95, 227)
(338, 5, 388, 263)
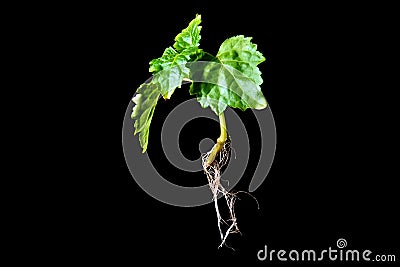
(131, 82, 160, 152)
(173, 14, 202, 52)
(217, 35, 265, 85)
(149, 47, 189, 73)
(148, 47, 189, 99)
(189, 36, 267, 115)
(148, 15, 203, 99)
(153, 63, 190, 99)
(132, 15, 205, 153)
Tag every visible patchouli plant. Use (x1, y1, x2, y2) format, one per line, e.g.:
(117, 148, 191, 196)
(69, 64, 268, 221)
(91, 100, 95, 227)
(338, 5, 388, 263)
(131, 14, 267, 247)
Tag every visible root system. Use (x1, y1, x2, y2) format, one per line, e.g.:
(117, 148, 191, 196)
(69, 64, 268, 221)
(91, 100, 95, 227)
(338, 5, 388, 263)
(202, 138, 240, 248)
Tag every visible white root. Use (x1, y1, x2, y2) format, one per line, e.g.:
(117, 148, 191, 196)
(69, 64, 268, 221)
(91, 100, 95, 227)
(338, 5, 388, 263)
(202, 139, 240, 248)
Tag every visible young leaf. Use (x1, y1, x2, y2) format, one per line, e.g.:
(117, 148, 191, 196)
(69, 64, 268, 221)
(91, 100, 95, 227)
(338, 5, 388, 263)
(149, 47, 189, 73)
(189, 36, 267, 115)
(148, 47, 191, 99)
(132, 15, 204, 153)
(148, 15, 203, 99)
(173, 14, 202, 52)
(131, 82, 160, 152)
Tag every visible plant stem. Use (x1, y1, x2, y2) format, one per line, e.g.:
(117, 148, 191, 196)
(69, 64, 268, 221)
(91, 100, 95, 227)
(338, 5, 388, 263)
(206, 112, 227, 165)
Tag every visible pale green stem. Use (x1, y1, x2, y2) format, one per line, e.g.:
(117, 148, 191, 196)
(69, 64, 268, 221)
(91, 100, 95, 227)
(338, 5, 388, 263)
(206, 112, 227, 165)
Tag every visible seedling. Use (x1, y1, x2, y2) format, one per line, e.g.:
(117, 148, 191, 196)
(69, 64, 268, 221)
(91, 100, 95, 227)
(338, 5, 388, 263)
(131, 15, 267, 247)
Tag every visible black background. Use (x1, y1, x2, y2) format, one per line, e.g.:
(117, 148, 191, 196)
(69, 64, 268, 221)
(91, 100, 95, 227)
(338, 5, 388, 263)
(46, 1, 399, 265)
